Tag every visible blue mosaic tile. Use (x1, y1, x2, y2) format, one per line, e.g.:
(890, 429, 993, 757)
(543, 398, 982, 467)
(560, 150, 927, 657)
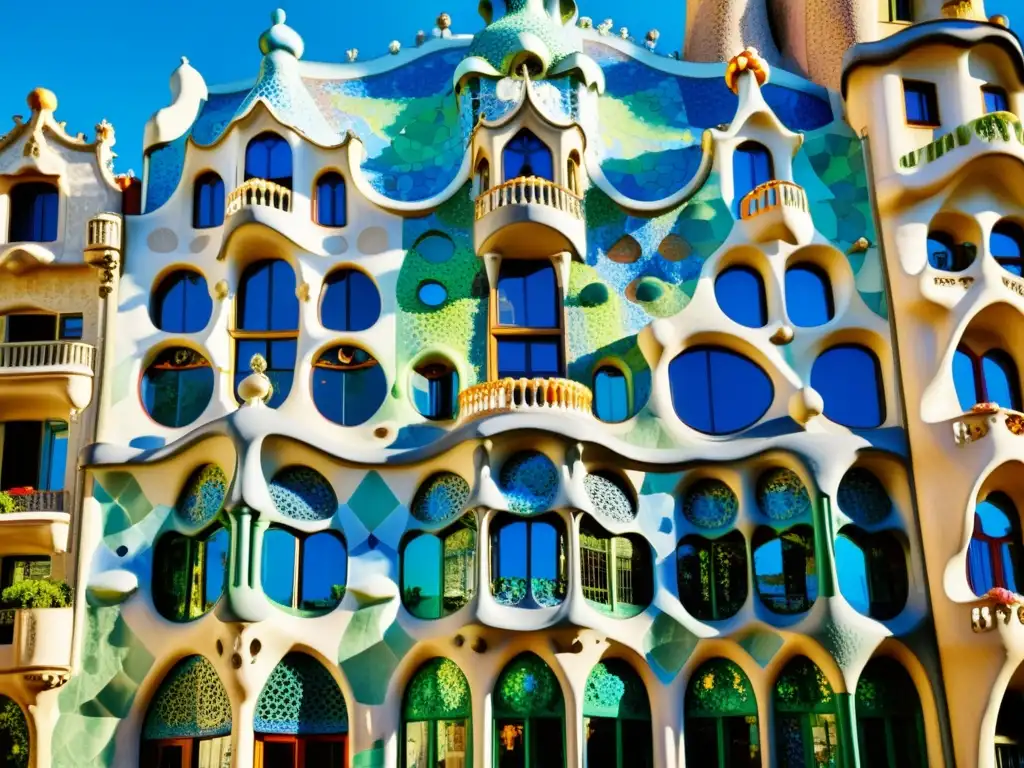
(756, 468, 812, 522)
(499, 452, 559, 515)
(269, 467, 337, 522)
(682, 479, 738, 529)
(410, 472, 471, 524)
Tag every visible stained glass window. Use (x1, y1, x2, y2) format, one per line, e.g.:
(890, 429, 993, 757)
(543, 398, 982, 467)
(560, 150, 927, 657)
(678, 532, 748, 621)
(856, 657, 926, 768)
(403, 658, 471, 768)
(773, 657, 840, 768)
(583, 660, 652, 768)
(685, 658, 760, 768)
(494, 654, 565, 768)
(402, 518, 477, 620)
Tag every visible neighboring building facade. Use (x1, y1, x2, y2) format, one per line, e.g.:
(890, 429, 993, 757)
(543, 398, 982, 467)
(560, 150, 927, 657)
(0, 0, 1018, 766)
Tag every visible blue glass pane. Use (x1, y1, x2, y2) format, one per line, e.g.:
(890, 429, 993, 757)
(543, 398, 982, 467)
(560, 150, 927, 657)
(321, 270, 380, 331)
(300, 532, 346, 610)
(316, 173, 347, 227)
(193, 173, 224, 228)
(403, 534, 442, 618)
(153, 271, 212, 333)
(904, 83, 937, 124)
(985, 88, 1009, 114)
(142, 349, 214, 427)
(245, 133, 292, 187)
(811, 346, 884, 428)
(497, 262, 558, 328)
(715, 267, 767, 328)
(496, 339, 562, 379)
(503, 129, 553, 181)
(594, 367, 629, 422)
(983, 352, 1021, 410)
(733, 142, 773, 213)
(262, 528, 296, 607)
(786, 265, 833, 327)
(9, 183, 59, 242)
(835, 536, 870, 615)
(203, 529, 229, 609)
(238, 260, 298, 332)
(993, 227, 1023, 260)
(927, 236, 955, 271)
(967, 537, 996, 595)
(44, 426, 68, 491)
(497, 522, 528, 579)
(417, 281, 448, 307)
(669, 348, 772, 434)
(977, 499, 1015, 537)
(312, 347, 387, 426)
(953, 348, 979, 410)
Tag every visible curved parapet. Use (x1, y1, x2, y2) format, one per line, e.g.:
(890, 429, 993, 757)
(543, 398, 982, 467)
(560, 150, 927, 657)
(142, 57, 208, 154)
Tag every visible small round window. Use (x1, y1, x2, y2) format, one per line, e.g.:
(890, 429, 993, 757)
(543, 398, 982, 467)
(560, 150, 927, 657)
(312, 345, 387, 426)
(413, 232, 455, 264)
(141, 347, 214, 427)
(418, 281, 448, 307)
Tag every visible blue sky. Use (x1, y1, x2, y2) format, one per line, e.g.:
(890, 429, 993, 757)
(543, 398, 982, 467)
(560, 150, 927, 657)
(0, 0, 1016, 173)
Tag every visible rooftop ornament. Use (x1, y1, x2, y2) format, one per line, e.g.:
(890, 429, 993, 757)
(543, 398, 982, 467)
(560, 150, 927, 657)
(27, 87, 58, 114)
(259, 8, 304, 59)
(725, 46, 770, 95)
(238, 354, 273, 407)
(941, 0, 983, 20)
(990, 14, 1010, 27)
(645, 29, 660, 51)
(434, 12, 453, 38)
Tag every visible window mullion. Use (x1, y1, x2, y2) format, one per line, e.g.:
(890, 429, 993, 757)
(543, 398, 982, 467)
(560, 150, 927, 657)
(292, 537, 302, 610)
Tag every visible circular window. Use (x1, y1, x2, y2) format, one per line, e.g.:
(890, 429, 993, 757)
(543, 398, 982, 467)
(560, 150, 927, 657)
(151, 270, 212, 333)
(320, 268, 380, 332)
(312, 345, 387, 426)
(411, 472, 471, 524)
(269, 466, 337, 521)
(418, 281, 448, 307)
(499, 451, 558, 515)
(141, 347, 214, 427)
(414, 232, 455, 264)
(837, 468, 892, 525)
(756, 468, 811, 521)
(682, 479, 738, 529)
(669, 347, 773, 434)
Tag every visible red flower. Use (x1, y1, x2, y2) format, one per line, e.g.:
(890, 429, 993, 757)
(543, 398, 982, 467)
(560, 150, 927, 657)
(986, 587, 1021, 606)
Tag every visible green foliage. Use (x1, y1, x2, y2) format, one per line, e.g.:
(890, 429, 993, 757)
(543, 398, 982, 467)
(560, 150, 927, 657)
(0, 697, 28, 768)
(0, 493, 23, 515)
(1, 579, 72, 609)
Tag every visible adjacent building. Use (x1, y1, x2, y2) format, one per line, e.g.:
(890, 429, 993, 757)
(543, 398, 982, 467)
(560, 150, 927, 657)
(0, 0, 1018, 766)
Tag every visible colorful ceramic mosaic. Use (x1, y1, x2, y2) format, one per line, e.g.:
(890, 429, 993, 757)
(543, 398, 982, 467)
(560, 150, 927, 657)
(837, 468, 892, 525)
(142, 656, 232, 739)
(685, 658, 757, 716)
(494, 653, 564, 717)
(269, 466, 338, 521)
(176, 464, 227, 526)
(584, 472, 636, 523)
(254, 653, 349, 735)
(410, 472, 471, 524)
(499, 452, 559, 515)
(683, 479, 739, 529)
(403, 658, 471, 720)
(582, 660, 650, 719)
(756, 468, 812, 522)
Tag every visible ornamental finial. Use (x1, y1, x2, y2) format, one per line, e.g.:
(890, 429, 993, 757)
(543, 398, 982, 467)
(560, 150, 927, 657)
(27, 87, 58, 113)
(725, 47, 769, 95)
(259, 8, 305, 59)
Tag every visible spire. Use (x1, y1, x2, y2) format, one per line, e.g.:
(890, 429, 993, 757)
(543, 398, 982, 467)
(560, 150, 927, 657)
(259, 8, 304, 59)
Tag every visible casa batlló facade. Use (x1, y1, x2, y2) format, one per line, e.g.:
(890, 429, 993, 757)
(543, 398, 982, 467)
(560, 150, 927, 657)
(0, 0, 1019, 765)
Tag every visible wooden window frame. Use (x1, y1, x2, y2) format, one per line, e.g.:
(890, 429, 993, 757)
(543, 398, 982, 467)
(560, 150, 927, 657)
(488, 260, 566, 381)
(254, 733, 348, 767)
(982, 85, 1010, 115)
(902, 80, 940, 128)
(263, 527, 347, 612)
(401, 717, 471, 768)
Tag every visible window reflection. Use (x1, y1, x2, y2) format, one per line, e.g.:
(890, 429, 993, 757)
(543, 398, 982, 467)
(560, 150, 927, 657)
(580, 521, 652, 618)
(502, 129, 553, 181)
(494, 261, 563, 379)
(235, 260, 298, 408)
(491, 517, 566, 608)
(968, 492, 1021, 596)
(753, 526, 816, 614)
(153, 527, 228, 621)
(402, 520, 477, 620)
(261, 527, 348, 612)
(677, 532, 748, 621)
(835, 529, 907, 620)
(993, 220, 1024, 276)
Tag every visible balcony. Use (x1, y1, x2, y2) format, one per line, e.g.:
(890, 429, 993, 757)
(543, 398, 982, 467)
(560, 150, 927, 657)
(0, 341, 96, 420)
(227, 179, 293, 216)
(0, 608, 72, 675)
(970, 590, 1024, 657)
(474, 177, 586, 259)
(458, 377, 594, 422)
(899, 112, 1023, 170)
(738, 180, 813, 245)
(0, 492, 69, 555)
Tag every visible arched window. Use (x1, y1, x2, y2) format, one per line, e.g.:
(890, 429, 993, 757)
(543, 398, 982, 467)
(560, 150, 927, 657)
(668, 347, 773, 434)
(319, 268, 380, 332)
(403, 658, 472, 768)
(8, 182, 58, 242)
(856, 658, 927, 768)
(192, 172, 225, 229)
(402, 517, 477, 619)
(583, 660, 652, 768)
(312, 346, 387, 426)
(493, 654, 565, 767)
(502, 129, 553, 182)
(153, 526, 228, 622)
(261, 528, 347, 612)
(811, 345, 884, 428)
(151, 270, 212, 333)
(773, 657, 841, 768)
(715, 266, 768, 328)
(0, 697, 28, 768)
(141, 347, 214, 428)
(476, 157, 490, 194)
(580, 520, 652, 618)
(968, 492, 1022, 595)
(785, 264, 834, 326)
(412, 360, 459, 421)
(992, 220, 1024, 276)
(927, 230, 973, 272)
(953, 345, 1021, 411)
(835, 528, 908, 620)
(142, 656, 232, 767)
(593, 366, 630, 423)
(315, 172, 347, 227)
(678, 532, 748, 620)
(733, 141, 773, 214)
(996, 687, 1024, 768)
(753, 526, 817, 614)
(254, 653, 348, 765)
(235, 259, 298, 408)
(567, 151, 581, 196)
(491, 515, 566, 608)
(244, 132, 292, 189)
(493, 260, 563, 380)
(685, 659, 760, 768)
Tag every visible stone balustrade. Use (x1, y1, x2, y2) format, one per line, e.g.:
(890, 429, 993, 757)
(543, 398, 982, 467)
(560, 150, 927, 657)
(0, 341, 95, 373)
(458, 377, 594, 421)
(227, 178, 293, 215)
(739, 180, 808, 220)
(475, 176, 584, 221)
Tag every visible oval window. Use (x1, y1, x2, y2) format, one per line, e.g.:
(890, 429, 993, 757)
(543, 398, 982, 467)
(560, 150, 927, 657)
(715, 266, 767, 328)
(414, 232, 455, 264)
(312, 345, 387, 426)
(141, 347, 214, 427)
(418, 281, 448, 307)
(320, 268, 380, 332)
(811, 345, 884, 428)
(151, 270, 212, 333)
(785, 264, 834, 327)
(669, 347, 773, 434)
